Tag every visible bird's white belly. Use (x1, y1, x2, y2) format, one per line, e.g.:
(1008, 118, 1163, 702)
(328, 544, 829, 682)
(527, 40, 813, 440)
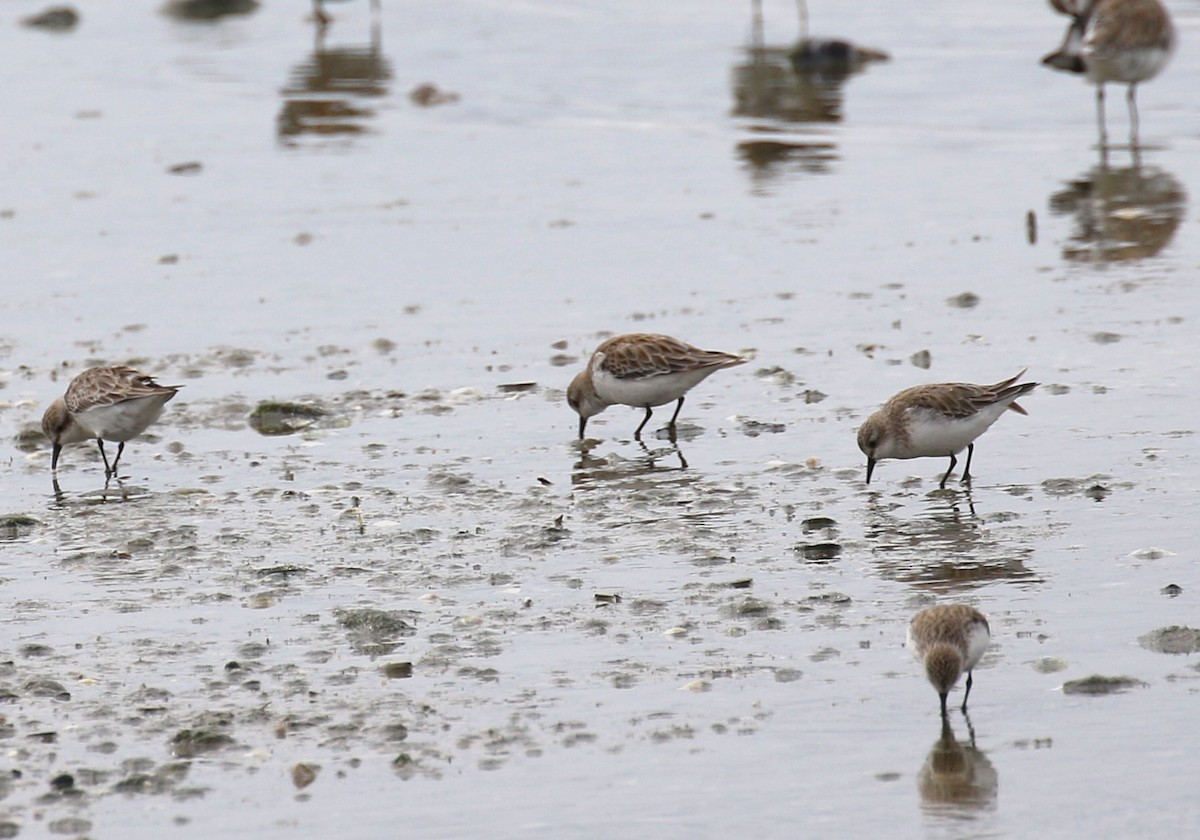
(592, 367, 710, 409)
(963, 622, 990, 671)
(74, 396, 169, 442)
(1086, 46, 1170, 85)
(900, 408, 1002, 459)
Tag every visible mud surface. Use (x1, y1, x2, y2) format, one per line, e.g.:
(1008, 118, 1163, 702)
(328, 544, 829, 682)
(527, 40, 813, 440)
(2, 0, 1199, 837)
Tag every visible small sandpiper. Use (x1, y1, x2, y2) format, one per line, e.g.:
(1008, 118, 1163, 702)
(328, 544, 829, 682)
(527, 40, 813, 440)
(567, 333, 746, 441)
(42, 365, 181, 478)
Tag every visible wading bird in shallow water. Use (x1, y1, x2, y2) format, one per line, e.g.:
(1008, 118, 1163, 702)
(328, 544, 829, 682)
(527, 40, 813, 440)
(908, 604, 991, 716)
(856, 370, 1038, 488)
(1041, 0, 1175, 148)
(567, 333, 746, 441)
(42, 366, 181, 479)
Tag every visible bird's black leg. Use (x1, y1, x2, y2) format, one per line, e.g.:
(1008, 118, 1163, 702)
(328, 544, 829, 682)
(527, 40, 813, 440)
(111, 441, 126, 477)
(939, 692, 948, 718)
(1096, 83, 1108, 151)
(667, 396, 686, 444)
(961, 442, 975, 484)
(97, 439, 113, 478)
(1127, 83, 1140, 149)
(666, 396, 685, 442)
(940, 453, 958, 489)
(633, 407, 653, 440)
(961, 670, 974, 713)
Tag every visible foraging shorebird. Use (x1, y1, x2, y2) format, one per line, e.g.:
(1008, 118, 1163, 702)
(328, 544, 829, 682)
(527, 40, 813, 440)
(42, 366, 180, 478)
(567, 334, 746, 441)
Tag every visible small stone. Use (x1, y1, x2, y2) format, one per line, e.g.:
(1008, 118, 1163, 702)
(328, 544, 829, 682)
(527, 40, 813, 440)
(410, 84, 459, 106)
(291, 763, 318, 790)
(382, 662, 413, 679)
(1032, 657, 1068, 674)
(947, 292, 980, 308)
(22, 6, 79, 30)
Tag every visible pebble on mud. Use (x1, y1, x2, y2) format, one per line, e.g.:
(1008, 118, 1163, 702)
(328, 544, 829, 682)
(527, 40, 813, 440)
(22, 6, 79, 30)
(801, 516, 837, 534)
(1138, 627, 1200, 655)
(410, 83, 460, 106)
(164, 0, 260, 21)
(170, 729, 236, 758)
(795, 542, 842, 562)
(946, 292, 980, 308)
(755, 365, 796, 387)
(1061, 675, 1147, 696)
(497, 382, 537, 394)
(1031, 657, 1068, 674)
(0, 515, 40, 540)
(14, 427, 46, 453)
(23, 679, 70, 701)
(382, 662, 413, 679)
(336, 608, 417, 655)
(738, 418, 786, 437)
(1129, 547, 1174, 560)
(1160, 584, 1183, 597)
(291, 763, 318, 790)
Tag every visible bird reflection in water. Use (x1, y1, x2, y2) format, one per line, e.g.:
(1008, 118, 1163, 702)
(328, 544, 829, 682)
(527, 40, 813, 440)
(277, 13, 392, 145)
(162, 0, 260, 21)
(864, 492, 1039, 590)
(50, 477, 150, 509)
(571, 439, 689, 488)
(1048, 157, 1185, 264)
(733, 1, 887, 184)
(917, 715, 998, 816)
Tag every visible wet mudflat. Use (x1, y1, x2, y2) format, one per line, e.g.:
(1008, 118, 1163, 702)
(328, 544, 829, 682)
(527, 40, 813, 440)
(1, 0, 1199, 836)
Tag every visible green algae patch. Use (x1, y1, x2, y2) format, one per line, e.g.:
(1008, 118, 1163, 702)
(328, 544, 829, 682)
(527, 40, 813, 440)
(1138, 626, 1200, 655)
(248, 401, 328, 436)
(1062, 675, 1147, 696)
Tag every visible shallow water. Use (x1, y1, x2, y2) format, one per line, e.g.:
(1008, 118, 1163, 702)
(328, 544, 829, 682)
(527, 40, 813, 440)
(2, 0, 1199, 836)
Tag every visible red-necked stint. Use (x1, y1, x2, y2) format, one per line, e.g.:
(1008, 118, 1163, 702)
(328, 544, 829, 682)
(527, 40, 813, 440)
(908, 604, 991, 716)
(42, 366, 181, 478)
(567, 333, 746, 441)
(857, 371, 1038, 488)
